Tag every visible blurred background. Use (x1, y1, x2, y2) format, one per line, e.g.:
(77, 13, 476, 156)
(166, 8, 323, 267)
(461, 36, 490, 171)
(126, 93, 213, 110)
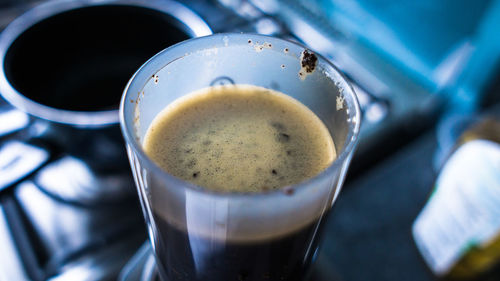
(0, 0, 499, 280)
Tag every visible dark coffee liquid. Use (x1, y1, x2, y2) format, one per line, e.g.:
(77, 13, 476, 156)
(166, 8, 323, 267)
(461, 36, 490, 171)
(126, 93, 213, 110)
(4, 5, 190, 111)
(144, 85, 335, 281)
(153, 212, 323, 281)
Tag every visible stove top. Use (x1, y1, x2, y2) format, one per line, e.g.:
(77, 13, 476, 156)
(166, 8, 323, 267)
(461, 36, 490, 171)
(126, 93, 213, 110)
(0, 1, 437, 280)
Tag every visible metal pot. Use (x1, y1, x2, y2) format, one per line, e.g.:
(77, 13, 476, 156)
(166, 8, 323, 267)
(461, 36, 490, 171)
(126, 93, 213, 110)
(0, 0, 212, 172)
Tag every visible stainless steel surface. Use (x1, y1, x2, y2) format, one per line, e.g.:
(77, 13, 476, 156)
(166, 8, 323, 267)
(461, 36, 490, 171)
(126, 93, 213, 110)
(34, 156, 135, 205)
(0, 106, 28, 137)
(0, 203, 30, 280)
(0, 141, 49, 191)
(14, 180, 144, 276)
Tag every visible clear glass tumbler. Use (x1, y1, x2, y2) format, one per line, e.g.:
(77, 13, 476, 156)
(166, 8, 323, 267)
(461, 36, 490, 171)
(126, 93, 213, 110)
(120, 33, 361, 281)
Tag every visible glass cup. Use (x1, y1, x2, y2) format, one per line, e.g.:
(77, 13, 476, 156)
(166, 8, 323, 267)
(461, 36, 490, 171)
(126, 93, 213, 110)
(120, 33, 361, 281)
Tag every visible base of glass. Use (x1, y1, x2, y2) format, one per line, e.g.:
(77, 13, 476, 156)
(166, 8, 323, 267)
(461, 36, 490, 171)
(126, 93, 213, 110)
(119, 242, 336, 281)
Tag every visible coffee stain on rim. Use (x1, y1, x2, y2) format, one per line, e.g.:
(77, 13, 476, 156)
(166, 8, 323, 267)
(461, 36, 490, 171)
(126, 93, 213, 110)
(252, 41, 272, 52)
(336, 96, 345, 111)
(283, 186, 295, 195)
(298, 49, 317, 80)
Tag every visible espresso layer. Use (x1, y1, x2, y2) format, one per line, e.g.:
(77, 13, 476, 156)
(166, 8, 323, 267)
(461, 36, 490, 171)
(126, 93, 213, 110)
(143, 84, 335, 192)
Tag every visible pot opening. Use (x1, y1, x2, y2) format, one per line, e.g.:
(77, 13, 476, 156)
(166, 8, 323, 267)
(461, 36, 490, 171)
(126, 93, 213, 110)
(4, 4, 193, 112)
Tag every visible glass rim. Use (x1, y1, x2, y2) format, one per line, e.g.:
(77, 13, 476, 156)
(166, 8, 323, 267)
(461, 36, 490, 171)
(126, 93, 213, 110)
(0, 0, 212, 127)
(120, 33, 361, 198)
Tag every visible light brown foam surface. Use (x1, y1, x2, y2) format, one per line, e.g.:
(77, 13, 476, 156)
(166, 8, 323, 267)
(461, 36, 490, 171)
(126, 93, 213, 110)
(143, 84, 335, 192)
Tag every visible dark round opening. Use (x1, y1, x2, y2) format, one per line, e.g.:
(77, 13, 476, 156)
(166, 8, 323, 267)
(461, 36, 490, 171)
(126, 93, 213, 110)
(4, 4, 192, 112)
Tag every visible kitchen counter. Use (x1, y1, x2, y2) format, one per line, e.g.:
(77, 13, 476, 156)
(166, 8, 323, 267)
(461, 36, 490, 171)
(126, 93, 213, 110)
(317, 132, 437, 281)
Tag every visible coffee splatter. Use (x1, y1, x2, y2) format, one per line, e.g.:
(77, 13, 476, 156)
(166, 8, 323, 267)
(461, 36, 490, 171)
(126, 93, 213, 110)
(301, 50, 317, 72)
(298, 50, 318, 80)
(254, 42, 272, 52)
(283, 186, 294, 195)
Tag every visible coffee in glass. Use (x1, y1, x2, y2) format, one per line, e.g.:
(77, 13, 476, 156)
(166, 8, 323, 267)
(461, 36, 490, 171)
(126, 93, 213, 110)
(120, 33, 361, 281)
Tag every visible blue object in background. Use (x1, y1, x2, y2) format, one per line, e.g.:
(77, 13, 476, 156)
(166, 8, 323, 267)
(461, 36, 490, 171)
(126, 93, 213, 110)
(447, 0, 500, 112)
(313, 0, 500, 112)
